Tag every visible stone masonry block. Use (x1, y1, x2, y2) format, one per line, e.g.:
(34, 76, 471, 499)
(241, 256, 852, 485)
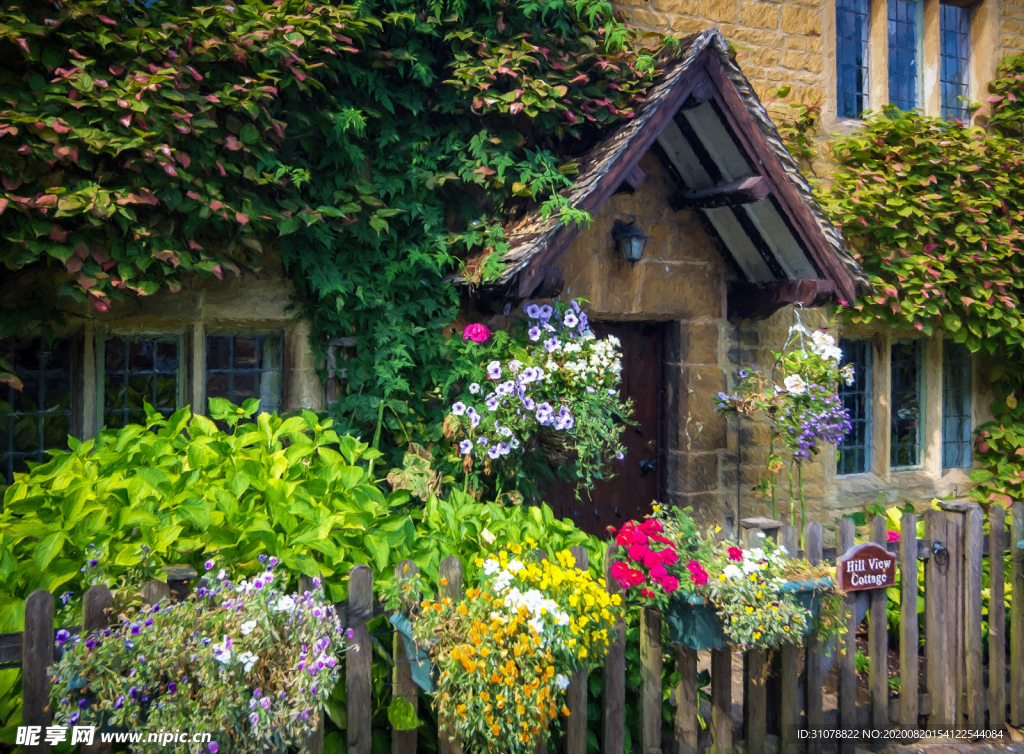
(781, 6, 820, 35)
(780, 49, 824, 73)
(697, 0, 740, 24)
(679, 321, 720, 365)
(669, 451, 721, 494)
(738, 2, 780, 29)
(720, 25, 783, 48)
(636, 261, 723, 319)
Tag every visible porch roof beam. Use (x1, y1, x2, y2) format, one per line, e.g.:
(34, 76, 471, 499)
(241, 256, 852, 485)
(670, 175, 770, 210)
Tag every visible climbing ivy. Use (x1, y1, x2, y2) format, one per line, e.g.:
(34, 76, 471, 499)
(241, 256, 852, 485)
(0, 0, 667, 469)
(815, 54, 1024, 506)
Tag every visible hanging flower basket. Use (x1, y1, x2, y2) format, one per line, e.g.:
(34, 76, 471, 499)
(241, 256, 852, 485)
(664, 576, 834, 651)
(389, 613, 434, 693)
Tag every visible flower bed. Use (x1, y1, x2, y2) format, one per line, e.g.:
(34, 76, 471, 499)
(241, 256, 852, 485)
(49, 560, 347, 753)
(386, 542, 622, 754)
(610, 507, 840, 650)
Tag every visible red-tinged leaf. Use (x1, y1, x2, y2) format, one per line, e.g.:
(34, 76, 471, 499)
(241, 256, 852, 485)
(209, 201, 224, 211)
(473, 166, 496, 176)
(225, 135, 242, 151)
(211, 265, 223, 280)
(2, 175, 22, 191)
(509, 102, 523, 115)
(235, 212, 249, 225)
(0, 373, 24, 391)
(119, 114, 132, 127)
(163, 164, 178, 177)
(216, 161, 227, 177)
(15, 38, 30, 55)
(74, 243, 89, 259)
(66, 257, 83, 274)
(167, 281, 182, 294)
(186, 191, 202, 201)
(78, 275, 96, 290)
(961, 296, 976, 306)
(91, 298, 109, 313)
(49, 226, 68, 242)
(35, 194, 57, 207)
(98, 15, 116, 24)
(177, 152, 191, 168)
(0, 198, 8, 215)
(188, 240, 203, 251)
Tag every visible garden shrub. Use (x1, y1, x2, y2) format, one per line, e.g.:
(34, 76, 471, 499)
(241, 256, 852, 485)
(51, 561, 345, 753)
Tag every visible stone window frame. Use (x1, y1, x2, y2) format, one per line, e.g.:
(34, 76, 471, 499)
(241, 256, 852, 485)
(832, 330, 982, 493)
(204, 330, 285, 415)
(824, 0, 999, 125)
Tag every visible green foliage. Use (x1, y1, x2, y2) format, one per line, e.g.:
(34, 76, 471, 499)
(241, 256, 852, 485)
(0, 402, 600, 635)
(819, 56, 1024, 353)
(0, 0, 667, 468)
(765, 85, 821, 171)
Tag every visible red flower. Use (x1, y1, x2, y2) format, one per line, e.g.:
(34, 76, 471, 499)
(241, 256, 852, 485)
(462, 323, 491, 343)
(610, 561, 646, 588)
(690, 569, 708, 586)
(659, 548, 679, 566)
(727, 547, 743, 562)
(649, 564, 668, 580)
(616, 523, 648, 548)
(887, 530, 900, 543)
(627, 543, 649, 562)
(639, 519, 663, 535)
(642, 550, 661, 570)
(640, 587, 653, 598)
(649, 534, 673, 546)
(686, 560, 703, 573)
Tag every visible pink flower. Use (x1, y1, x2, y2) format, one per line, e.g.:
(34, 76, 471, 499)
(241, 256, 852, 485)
(727, 547, 743, 562)
(657, 575, 679, 592)
(639, 519, 663, 535)
(616, 524, 647, 548)
(462, 323, 491, 343)
(887, 530, 900, 543)
(685, 560, 703, 573)
(642, 550, 661, 570)
(649, 564, 667, 580)
(690, 569, 708, 586)
(611, 561, 645, 588)
(659, 548, 678, 566)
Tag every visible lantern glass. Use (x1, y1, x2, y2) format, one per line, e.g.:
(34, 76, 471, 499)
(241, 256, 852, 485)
(613, 220, 647, 263)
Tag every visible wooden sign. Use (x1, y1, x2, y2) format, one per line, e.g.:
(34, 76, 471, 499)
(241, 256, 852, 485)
(836, 542, 897, 591)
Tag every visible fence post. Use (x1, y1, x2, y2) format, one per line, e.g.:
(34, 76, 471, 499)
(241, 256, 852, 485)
(804, 520, 824, 754)
(603, 547, 626, 754)
(924, 509, 951, 728)
(1011, 502, 1024, 726)
(298, 576, 325, 754)
(23, 589, 54, 754)
(348, 565, 374, 754)
(675, 644, 698, 754)
(835, 517, 857, 754)
(988, 505, 1007, 731)
(778, 524, 800, 754)
(710, 647, 731, 754)
(898, 512, 918, 730)
(392, 561, 420, 754)
(438, 556, 464, 754)
(640, 607, 662, 754)
(963, 503, 984, 730)
(141, 579, 170, 607)
(565, 547, 588, 754)
(869, 515, 889, 730)
(743, 525, 771, 754)
(81, 585, 113, 754)
(940, 502, 965, 725)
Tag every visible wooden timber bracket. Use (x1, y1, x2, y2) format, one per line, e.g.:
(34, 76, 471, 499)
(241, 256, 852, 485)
(727, 278, 835, 321)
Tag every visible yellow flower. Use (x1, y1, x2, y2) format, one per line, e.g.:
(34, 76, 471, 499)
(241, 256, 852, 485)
(745, 606, 754, 614)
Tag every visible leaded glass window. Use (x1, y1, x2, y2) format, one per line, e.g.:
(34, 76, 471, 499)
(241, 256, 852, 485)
(891, 339, 923, 468)
(206, 333, 283, 413)
(837, 0, 871, 118)
(888, 0, 921, 110)
(942, 341, 972, 468)
(940, 3, 971, 120)
(1, 338, 73, 483)
(837, 339, 872, 475)
(103, 336, 182, 428)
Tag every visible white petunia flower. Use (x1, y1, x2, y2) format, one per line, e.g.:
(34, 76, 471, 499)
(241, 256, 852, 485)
(783, 375, 807, 395)
(240, 620, 258, 636)
(555, 674, 570, 691)
(482, 559, 500, 576)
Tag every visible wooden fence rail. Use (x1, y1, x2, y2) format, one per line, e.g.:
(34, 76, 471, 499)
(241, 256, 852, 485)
(2, 501, 1023, 753)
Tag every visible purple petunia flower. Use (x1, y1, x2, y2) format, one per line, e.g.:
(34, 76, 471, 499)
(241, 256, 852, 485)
(249, 712, 259, 726)
(485, 396, 499, 412)
(55, 630, 70, 645)
(59, 591, 73, 606)
(260, 697, 271, 709)
(524, 303, 542, 319)
(459, 439, 473, 455)
(528, 326, 541, 341)
(543, 337, 560, 353)
(563, 313, 578, 329)
(487, 446, 501, 459)
(70, 712, 80, 725)
(538, 304, 553, 321)
(208, 744, 219, 754)
(486, 360, 502, 380)
(113, 695, 125, 710)
(346, 628, 355, 639)
(451, 402, 467, 416)
(469, 382, 481, 394)
(497, 442, 510, 456)
(167, 683, 177, 694)
(204, 559, 215, 570)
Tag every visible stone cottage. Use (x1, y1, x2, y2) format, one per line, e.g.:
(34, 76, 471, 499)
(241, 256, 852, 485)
(3, 0, 1023, 537)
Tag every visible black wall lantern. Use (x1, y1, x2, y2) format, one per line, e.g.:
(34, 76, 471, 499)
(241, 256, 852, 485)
(612, 220, 647, 263)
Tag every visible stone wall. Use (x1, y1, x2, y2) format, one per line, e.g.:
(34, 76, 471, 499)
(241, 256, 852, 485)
(1006, 0, 1024, 55)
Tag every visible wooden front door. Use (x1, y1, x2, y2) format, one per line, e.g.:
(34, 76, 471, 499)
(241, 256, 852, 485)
(543, 322, 665, 537)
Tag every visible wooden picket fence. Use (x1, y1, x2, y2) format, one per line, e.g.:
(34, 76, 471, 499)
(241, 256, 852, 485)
(2, 500, 1023, 753)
